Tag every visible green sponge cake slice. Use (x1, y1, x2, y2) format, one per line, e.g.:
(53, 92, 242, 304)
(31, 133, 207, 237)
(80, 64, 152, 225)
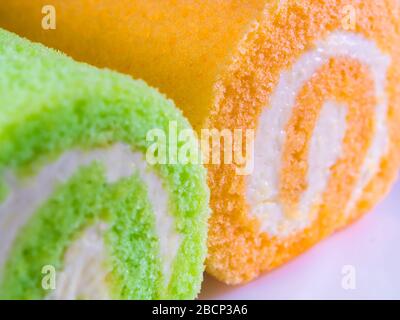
(0, 29, 209, 300)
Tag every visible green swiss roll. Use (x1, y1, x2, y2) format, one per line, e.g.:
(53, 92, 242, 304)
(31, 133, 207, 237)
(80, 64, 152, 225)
(0, 29, 209, 300)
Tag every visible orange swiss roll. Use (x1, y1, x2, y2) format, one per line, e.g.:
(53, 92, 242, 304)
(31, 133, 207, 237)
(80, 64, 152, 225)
(1, 1, 399, 284)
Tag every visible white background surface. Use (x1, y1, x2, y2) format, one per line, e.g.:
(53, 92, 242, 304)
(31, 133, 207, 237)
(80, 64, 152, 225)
(200, 180, 400, 300)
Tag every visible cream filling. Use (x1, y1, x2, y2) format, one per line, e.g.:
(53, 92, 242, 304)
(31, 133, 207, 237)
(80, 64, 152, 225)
(299, 101, 348, 217)
(0, 143, 180, 298)
(47, 223, 111, 300)
(247, 31, 390, 237)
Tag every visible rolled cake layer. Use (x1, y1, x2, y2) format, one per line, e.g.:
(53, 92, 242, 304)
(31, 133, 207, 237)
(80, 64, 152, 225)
(0, 29, 209, 299)
(1, 1, 400, 284)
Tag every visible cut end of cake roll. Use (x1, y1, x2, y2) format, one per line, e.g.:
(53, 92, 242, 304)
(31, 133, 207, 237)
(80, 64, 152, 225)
(206, 0, 400, 284)
(0, 29, 210, 299)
